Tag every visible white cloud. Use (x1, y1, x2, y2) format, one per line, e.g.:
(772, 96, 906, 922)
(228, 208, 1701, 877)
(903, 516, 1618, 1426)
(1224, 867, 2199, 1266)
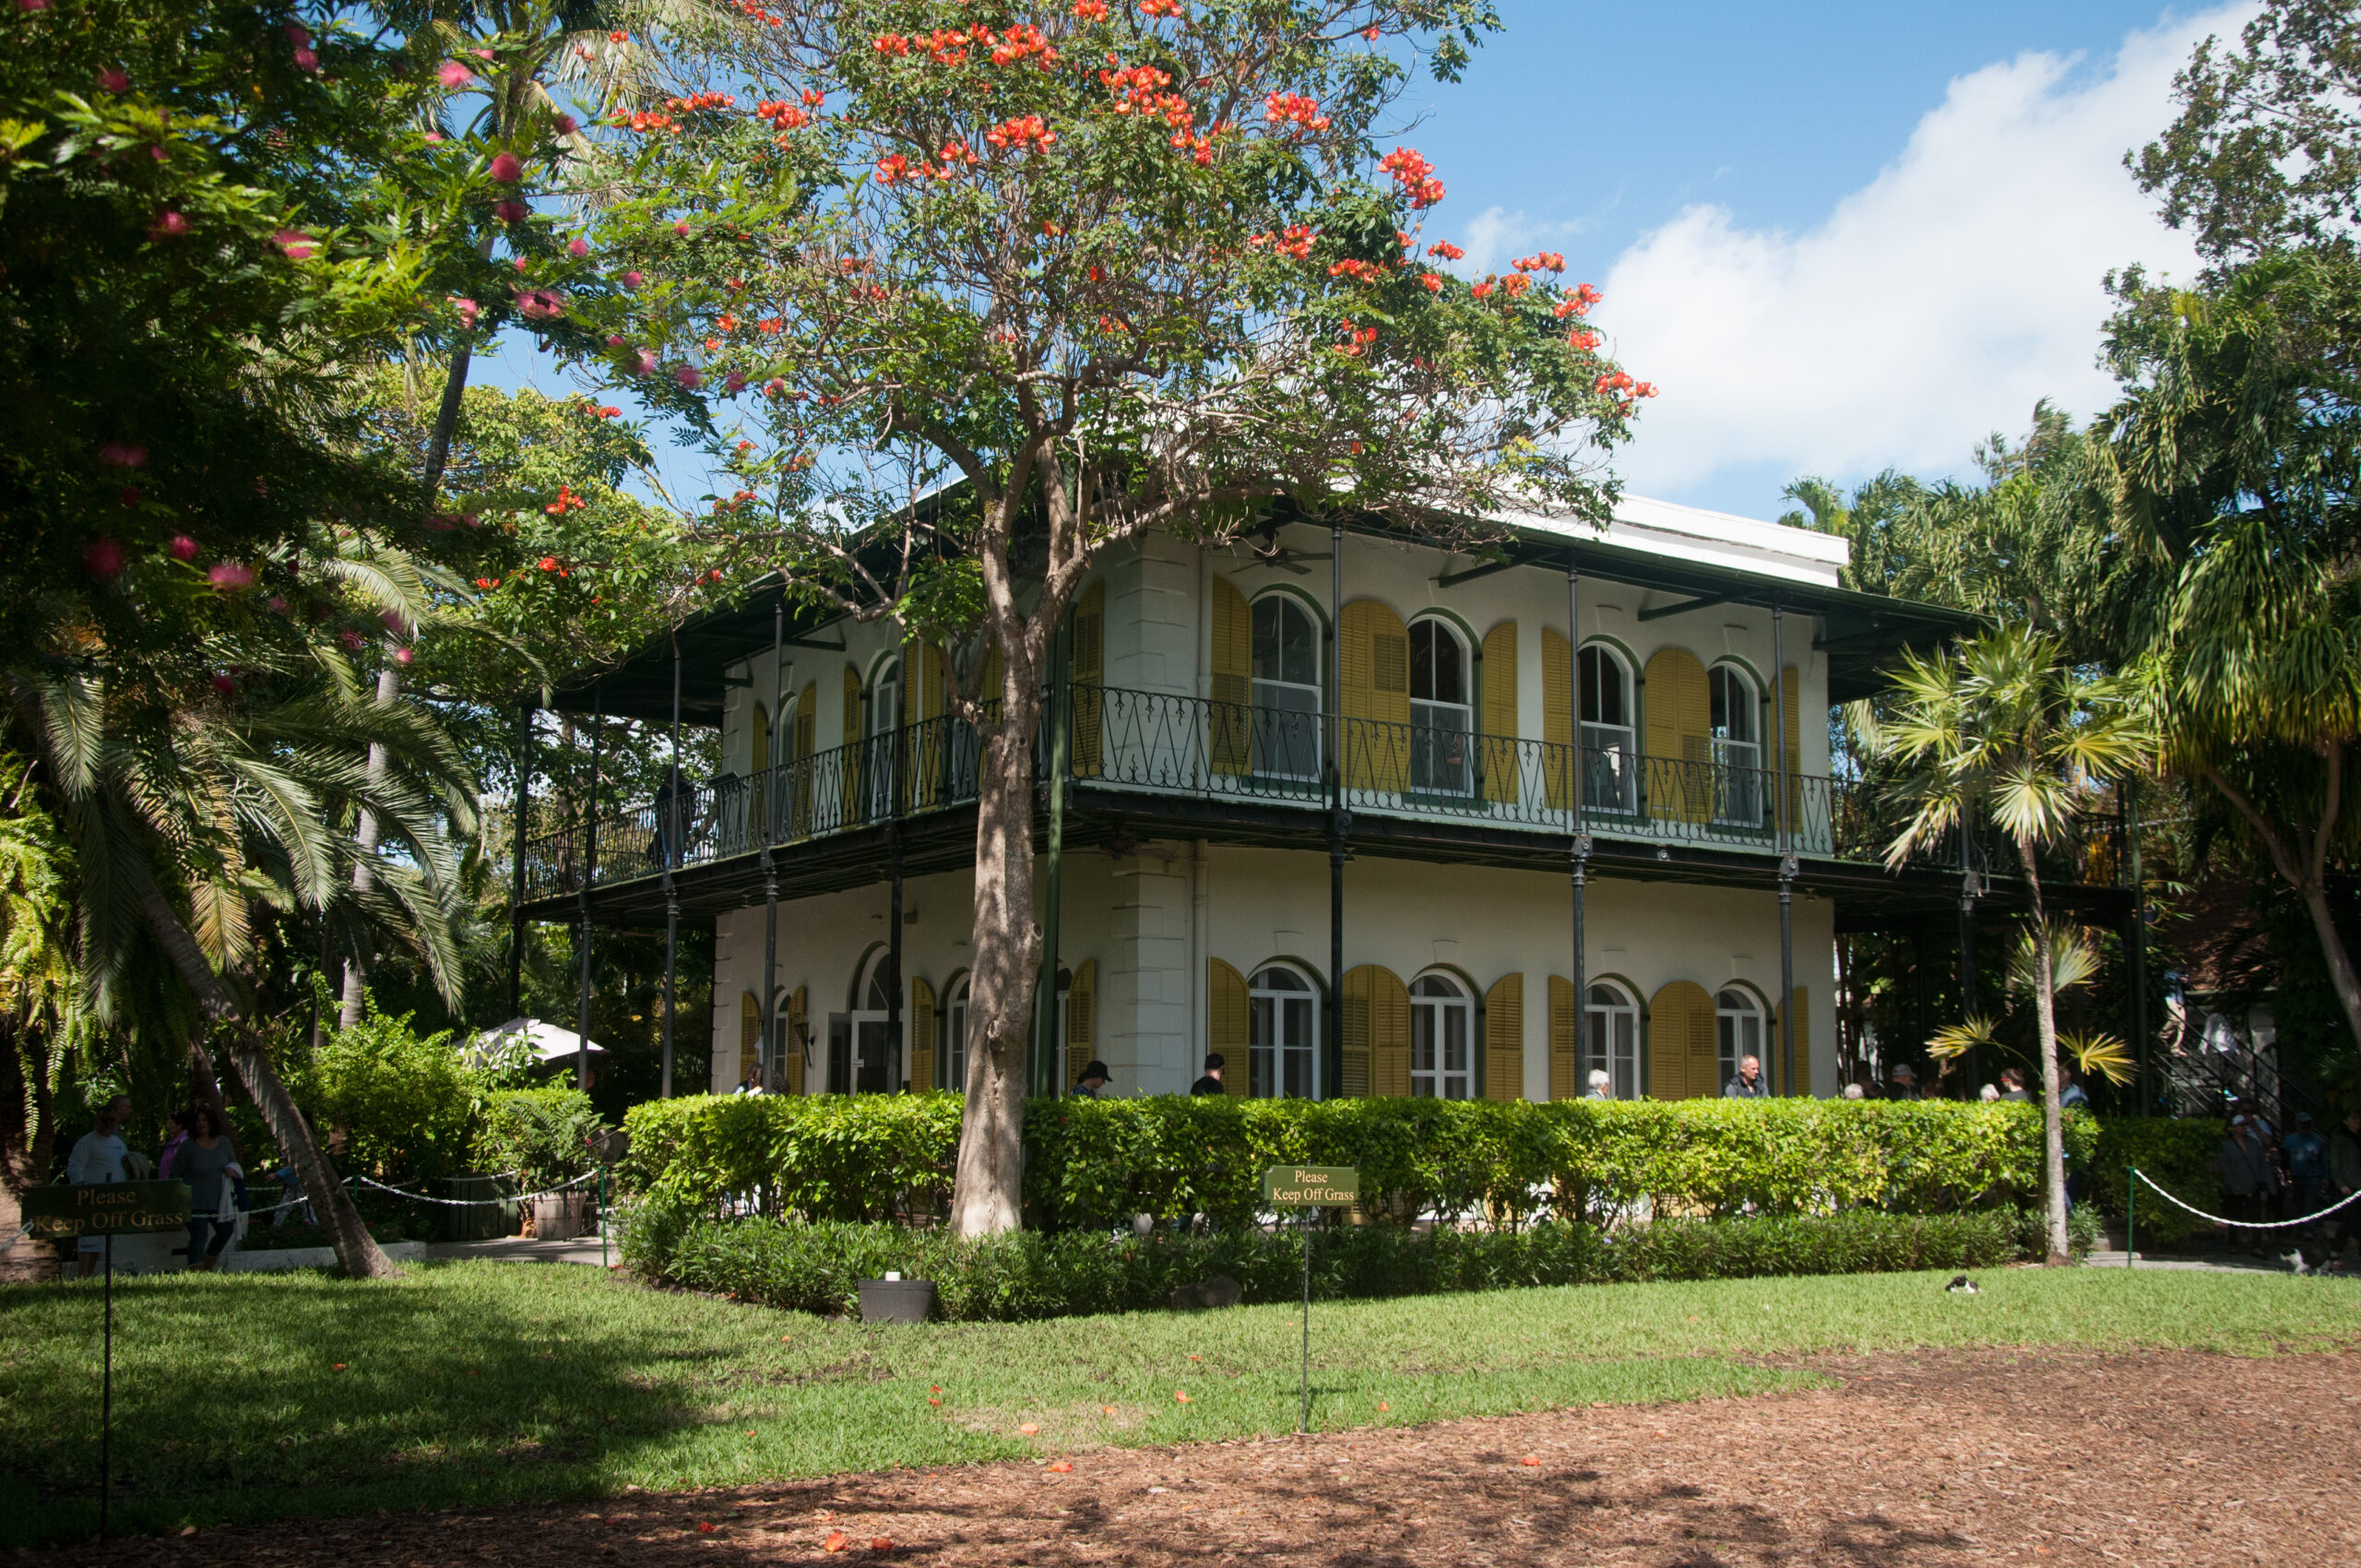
(1458, 206, 1590, 276)
(1597, 6, 2243, 503)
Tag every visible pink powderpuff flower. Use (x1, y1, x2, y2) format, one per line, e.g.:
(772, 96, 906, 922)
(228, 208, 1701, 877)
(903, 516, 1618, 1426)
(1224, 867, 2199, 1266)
(273, 230, 316, 259)
(283, 22, 310, 45)
(293, 47, 317, 71)
(635, 348, 658, 376)
(380, 608, 407, 635)
(454, 298, 481, 329)
(83, 539, 125, 580)
(672, 364, 701, 388)
(494, 199, 528, 223)
(605, 333, 625, 347)
(98, 442, 148, 469)
(514, 288, 564, 321)
(552, 113, 577, 135)
(567, 237, 589, 257)
(673, 221, 690, 237)
(211, 674, 236, 697)
(267, 595, 288, 613)
(168, 534, 200, 562)
(119, 485, 142, 506)
(208, 562, 256, 591)
(763, 378, 786, 397)
(424, 131, 445, 144)
(725, 370, 747, 393)
(437, 60, 473, 89)
(396, 646, 415, 665)
(513, 256, 530, 273)
(150, 210, 188, 238)
(97, 68, 129, 93)
(621, 270, 644, 289)
(338, 628, 365, 652)
(489, 151, 524, 182)
(20, 1, 53, 13)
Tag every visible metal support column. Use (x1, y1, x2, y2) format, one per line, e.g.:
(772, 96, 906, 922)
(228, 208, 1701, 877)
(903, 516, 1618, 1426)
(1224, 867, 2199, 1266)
(1035, 617, 1070, 1099)
(507, 697, 533, 1020)
(1568, 560, 1588, 1084)
(661, 634, 682, 1099)
(762, 599, 783, 1088)
(1959, 814, 1981, 1093)
(886, 646, 907, 1090)
(2125, 775, 2150, 1114)
(576, 684, 601, 1093)
(1327, 520, 1347, 1100)
(1774, 605, 1797, 1095)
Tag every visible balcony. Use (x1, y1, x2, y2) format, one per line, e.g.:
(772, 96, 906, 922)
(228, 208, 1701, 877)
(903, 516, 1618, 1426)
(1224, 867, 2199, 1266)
(522, 684, 2118, 900)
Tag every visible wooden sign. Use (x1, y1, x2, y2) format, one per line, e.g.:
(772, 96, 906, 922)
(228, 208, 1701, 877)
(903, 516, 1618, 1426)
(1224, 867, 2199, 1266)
(20, 1182, 191, 1241)
(1262, 1166, 1359, 1206)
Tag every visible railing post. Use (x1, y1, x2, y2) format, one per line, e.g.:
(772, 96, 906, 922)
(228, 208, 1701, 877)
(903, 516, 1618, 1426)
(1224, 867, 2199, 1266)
(1774, 604, 1797, 1096)
(1568, 558, 1588, 1087)
(577, 683, 601, 1094)
(1327, 520, 1347, 1100)
(762, 597, 783, 1090)
(508, 696, 533, 1021)
(887, 646, 907, 1091)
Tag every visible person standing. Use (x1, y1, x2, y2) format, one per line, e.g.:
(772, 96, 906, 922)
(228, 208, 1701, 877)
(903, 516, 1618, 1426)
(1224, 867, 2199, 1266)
(2283, 1111, 2327, 1219)
(1886, 1063, 1921, 1100)
(1074, 1062, 1111, 1099)
(157, 1109, 192, 1181)
(2058, 1066, 2090, 1111)
(65, 1095, 132, 1278)
(175, 1106, 239, 1272)
(1999, 1067, 2030, 1103)
(2219, 1115, 2274, 1256)
(1191, 1053, 1226, 1096)
(1723, 1053, 1768, 1099)
(1584, 1068, 1612, 1100)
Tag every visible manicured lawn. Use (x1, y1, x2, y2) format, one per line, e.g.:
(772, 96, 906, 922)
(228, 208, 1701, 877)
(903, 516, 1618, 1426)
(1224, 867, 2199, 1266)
(4, 1260, 2356, 1545)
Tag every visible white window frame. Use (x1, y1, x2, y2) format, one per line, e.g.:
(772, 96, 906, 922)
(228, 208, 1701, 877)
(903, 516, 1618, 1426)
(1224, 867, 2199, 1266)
(848, 949, 897, 1094)
(1717, 987, 1766, 1092)
(1586, 980, 1641, 1099)
(946, 975, 970, 1095)
(1250, 595, 1323, 781)
(1248, 963, 1321, 1099)
(1410, 972, 1475, 1099)
(1407, 618, 1475, 798)
(1707, 662, 1763, 826)
(1578, 643, 1638, 814)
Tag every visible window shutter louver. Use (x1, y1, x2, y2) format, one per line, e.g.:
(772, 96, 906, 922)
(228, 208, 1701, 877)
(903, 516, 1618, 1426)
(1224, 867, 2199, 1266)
(1781, 664, 1802, 830)
(1548, 975, 1579, 1099)
(1541, 627, 1572, 809)
(785, 986, 808, 1094)
(1373, 967, 1409, 1099)
(1065, 958, 1096, 1089)
(1340, 965, 1371, 1098)
(1341, 600, 1410, 792)
(1643, 647, 1712, 825)
(1480, 622, 1519, 804)
(909, 976, 936, 1092)
(1209, 576, 1252, 776)
(740, 992, 761, 1084)
(1071, 580, 1105, 778)
(1648, 980, 1716, 1099)
(792, 683, 817, 837)
(841, 664, 864, 825)
(1484, 972, 1524, 1101)
(1209, 958, 1250, 1096)
(1784, 985, 1810, 1096)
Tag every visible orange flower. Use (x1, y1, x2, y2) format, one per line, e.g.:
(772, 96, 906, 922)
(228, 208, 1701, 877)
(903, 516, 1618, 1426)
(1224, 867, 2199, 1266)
(825, 1531, 850, 1552)
(1427, 240, 1464, 260)
(1173, 1390, 1192, 1403)
(1521, 1456, 1540, 1467)
(869, 1540, 892, 1552)
(1048, 1461, 1074, 1473)
(696, 1521, 717, 1533)
(1018, 1422, 1040, 1434)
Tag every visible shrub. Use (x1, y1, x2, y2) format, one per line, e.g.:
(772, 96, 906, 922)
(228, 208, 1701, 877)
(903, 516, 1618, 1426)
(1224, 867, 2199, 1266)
(298, 1004, 481, 1188)
(644, 1208, 2032, 1323)
(622, 1093, 2098, 1231)
(474, 1087, 611, 1192)
(2089, 1116, 2226, 1245)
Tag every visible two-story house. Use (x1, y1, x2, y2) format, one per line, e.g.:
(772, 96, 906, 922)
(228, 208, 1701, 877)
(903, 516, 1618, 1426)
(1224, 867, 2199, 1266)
(514, 496, 2129, 1104)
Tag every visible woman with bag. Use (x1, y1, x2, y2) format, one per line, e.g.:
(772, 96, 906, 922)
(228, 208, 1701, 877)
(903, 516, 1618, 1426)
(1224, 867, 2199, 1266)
(176, 1105, 239, 1272)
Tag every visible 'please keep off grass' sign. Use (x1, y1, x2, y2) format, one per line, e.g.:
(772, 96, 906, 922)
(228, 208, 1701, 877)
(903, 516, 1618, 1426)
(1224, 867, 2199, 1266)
(21, 1182, 191, 1240)
(1262, 1166, 1359, 1206)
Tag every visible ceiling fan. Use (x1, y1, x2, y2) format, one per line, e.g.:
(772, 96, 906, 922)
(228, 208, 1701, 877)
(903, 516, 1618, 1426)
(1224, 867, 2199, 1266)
(1245, 526, 1333, 576)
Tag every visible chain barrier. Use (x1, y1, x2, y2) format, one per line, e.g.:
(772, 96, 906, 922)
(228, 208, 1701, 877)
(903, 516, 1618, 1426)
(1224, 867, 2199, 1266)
(346, 1170, 599, 1207)
(2130, 1167, 2361, 1230)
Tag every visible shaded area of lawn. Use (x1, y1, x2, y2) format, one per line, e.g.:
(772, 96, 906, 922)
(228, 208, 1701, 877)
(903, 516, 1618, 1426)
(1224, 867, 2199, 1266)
(3, 1260, 2355, 1545)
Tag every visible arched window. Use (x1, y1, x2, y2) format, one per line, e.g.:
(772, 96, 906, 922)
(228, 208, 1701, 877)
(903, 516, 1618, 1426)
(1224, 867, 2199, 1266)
(945, 975, 970, 1094)
(1251, 595, 1322, 780)
(866, 659, 902, 818)
(1578, 645, 1637, 814)
(1410, 973, 1473, 1099)
(1707, 663, 1762, 825)
(1408, 619, 1473, 796)
(1586, 980, 1641, 1099)
(1248, 963, 1320, 1098)
(845, 948, 898, 1094)
(1717, 987, 1765, 1093)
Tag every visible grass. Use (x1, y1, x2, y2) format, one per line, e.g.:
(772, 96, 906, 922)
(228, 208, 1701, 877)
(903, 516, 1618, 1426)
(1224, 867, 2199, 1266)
(4, 1260, 2357, 1545)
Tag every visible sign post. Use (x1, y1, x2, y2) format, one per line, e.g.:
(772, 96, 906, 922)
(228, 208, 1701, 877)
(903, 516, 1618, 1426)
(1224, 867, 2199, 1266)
(1261, 1166, 1358, 1435)
(22, 1181, 191, 1538)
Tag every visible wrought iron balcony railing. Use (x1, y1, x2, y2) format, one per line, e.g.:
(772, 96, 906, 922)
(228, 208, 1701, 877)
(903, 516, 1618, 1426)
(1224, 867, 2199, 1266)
(521, 683, 2118, 898)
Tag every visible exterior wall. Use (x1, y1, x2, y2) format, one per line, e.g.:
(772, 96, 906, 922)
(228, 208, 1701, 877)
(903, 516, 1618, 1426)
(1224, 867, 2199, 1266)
(708, 840, 1838, 1099)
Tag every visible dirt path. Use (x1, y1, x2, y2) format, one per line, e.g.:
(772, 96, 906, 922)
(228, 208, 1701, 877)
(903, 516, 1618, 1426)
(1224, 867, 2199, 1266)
(64, 1348, 2361, 1566)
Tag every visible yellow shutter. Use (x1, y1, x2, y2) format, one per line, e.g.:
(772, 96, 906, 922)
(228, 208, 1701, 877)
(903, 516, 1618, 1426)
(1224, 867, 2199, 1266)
(740, 992, 761, 1080)
(784, 985, 808, 1094)
(752, 702, 771, 773)
(1782, 984, 1810, 1097)
(791, 683, 817, 837)
(841, 664, 864, 824)
(1340, 965, 1371, 1098)
(1484, 972, 1524, 1101)
(1065, 958, 1096, 1089)
(1071, 579, 1105, 779)
(909, 976, 936, 1093)
(1210, 575, 1251, 777)
(1643, 647, 1711, 825)
(1340, 599, 1410, 791)
(1780, 664, 1802, 829)
(1548, 974, 1579, 1099)
(1648, 980, 1716, 1100)
(1480, 621, 1519, 804)
(1541, 627, 1572, 810)
(1210, 957, 1250, 1096)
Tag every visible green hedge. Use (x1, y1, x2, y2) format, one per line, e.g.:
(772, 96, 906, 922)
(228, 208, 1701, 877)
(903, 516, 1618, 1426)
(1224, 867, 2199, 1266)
(621, 1094, 2105, 1230)
(2090, 1116, 2226, 1245)
(635, 1208, 2064, 1323)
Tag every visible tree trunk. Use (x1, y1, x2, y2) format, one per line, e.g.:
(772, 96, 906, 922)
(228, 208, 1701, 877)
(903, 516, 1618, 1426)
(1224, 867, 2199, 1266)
(946, 694, 1043, 1238)
(338, 665, 400, 1031)
(133, 868, 396, 1278)
(2296, 883, 2361, 1053)
(2018, 841, 2071, 1266)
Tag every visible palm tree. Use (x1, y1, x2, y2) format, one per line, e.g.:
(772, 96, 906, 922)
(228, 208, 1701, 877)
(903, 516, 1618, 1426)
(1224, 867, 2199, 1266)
(9, 631, 477, 1279)
(1879, 625, 2149, 1264)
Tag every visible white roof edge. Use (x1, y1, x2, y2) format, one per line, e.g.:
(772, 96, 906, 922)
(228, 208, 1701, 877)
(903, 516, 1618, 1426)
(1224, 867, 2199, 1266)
(1499, 493, 1850, 589)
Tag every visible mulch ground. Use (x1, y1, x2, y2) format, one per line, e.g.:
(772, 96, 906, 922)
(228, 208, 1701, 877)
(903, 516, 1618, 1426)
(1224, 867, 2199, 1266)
(44, 1348, 2361, 1567)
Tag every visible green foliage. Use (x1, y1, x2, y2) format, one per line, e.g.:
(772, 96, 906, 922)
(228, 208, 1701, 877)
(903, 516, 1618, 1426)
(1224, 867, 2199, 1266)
(622, 1093, 2098, 1234)
(646, 1208, 2035, 1323)
(2090, 1115, 2228, 1245)
(473, 1087, 611, 1192)
(299, 1004, 481, 1188)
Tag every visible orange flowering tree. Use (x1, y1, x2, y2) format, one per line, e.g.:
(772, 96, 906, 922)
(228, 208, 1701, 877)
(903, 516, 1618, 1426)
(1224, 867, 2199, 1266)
(595, 0, 1652, 1234)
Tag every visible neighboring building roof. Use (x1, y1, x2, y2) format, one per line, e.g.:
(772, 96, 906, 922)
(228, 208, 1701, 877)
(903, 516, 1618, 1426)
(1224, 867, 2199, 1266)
(552, 493, 1971, 721)
(469, 1016, 606, 1067)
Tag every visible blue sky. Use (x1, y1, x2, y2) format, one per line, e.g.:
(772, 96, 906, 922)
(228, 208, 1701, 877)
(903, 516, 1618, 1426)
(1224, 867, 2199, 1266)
(482, 1, 2243, 522)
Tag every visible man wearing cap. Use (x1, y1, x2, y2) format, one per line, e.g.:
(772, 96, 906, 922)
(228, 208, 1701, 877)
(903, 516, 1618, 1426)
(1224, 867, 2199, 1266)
(1191, 1054, 1226, 1096)
(1886, 1063, 1920, 1100)
(65, 1095, 132, 1279)
(1075, 1061, 1111, 1099)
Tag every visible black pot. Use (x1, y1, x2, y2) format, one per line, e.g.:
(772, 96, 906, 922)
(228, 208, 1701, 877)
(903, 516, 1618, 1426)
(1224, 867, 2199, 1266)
(856, 1277, 937, 1324)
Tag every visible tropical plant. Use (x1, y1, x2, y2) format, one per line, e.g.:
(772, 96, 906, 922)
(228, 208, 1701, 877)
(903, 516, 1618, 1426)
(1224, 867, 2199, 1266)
(1879, 624, 2149, 1264)
(583, 0, 1645, 1235)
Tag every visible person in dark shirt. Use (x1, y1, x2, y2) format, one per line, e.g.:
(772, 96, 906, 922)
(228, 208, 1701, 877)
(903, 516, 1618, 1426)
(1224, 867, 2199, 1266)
(1191, 1053, 1227, 1096)
(1723, 1054, 1768, 1099)
(1075, 1061, 1111, 1099)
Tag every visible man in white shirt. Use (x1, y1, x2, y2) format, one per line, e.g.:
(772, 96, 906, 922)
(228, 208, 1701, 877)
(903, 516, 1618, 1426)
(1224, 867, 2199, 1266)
(65, 1095, 131, 1277)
